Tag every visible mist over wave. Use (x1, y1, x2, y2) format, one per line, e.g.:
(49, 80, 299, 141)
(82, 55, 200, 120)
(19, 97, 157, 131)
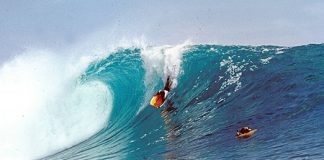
(0, 43, 323, 159)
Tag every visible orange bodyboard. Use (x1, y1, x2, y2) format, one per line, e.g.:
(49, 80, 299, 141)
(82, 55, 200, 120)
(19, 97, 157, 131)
(150, 95, 164, 108)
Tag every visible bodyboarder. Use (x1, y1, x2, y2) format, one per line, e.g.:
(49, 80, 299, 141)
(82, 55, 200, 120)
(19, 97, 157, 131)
(150, 76, 173, 108)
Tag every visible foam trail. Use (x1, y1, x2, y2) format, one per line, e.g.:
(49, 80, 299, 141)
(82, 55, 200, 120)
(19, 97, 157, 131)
(163, 42, 191, 87)
(137, 42, 189, 114)
(0, 49, 112, 159)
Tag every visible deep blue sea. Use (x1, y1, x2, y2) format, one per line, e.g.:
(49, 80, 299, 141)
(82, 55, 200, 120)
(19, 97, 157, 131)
(37, 44, 324, 159)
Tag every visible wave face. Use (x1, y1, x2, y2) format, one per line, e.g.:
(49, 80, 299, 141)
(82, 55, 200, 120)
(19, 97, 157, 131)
(23, 44, 324, 159)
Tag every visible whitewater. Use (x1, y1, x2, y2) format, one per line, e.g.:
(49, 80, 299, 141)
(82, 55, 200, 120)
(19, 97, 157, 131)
(0, 43, 323, 159)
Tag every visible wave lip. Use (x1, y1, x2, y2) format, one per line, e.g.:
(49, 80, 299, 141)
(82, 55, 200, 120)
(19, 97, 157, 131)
(0, 50, 113, 160)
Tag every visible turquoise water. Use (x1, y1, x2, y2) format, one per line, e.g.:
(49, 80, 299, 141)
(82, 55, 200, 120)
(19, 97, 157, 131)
(44, 44, 324, 159)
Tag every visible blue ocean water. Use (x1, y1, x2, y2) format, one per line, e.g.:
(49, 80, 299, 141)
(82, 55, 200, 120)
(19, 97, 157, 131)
(44, 44, 324, 159)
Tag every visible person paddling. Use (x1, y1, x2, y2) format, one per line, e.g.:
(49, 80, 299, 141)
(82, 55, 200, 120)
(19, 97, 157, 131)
(236, 127, 252, 136)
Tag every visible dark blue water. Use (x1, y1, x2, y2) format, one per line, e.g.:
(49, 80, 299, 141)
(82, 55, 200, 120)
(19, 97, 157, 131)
(44, 44, 324, 159)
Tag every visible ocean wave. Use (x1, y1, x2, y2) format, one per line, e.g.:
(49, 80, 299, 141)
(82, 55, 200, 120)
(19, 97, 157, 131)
(1, 44, 323, 159)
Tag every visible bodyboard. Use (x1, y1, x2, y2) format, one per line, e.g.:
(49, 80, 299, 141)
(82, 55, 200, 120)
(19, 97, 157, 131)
(236, 129, 257, 138)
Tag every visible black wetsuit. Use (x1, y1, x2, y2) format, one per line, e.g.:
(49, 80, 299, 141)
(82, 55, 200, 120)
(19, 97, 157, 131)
(164, 76, 172, 92)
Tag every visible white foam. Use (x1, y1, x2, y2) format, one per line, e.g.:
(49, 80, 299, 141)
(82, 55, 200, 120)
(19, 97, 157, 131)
(0, 49, 112, 159)
(260, 56, 273, 64)
(163, 42, 190, 87)
(219, 57, 243, 92)
(275, 47, 288, 54)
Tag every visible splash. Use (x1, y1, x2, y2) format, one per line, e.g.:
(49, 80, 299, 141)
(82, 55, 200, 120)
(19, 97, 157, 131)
(0, 49, 112, 159)
(138, 42, 190, 114)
